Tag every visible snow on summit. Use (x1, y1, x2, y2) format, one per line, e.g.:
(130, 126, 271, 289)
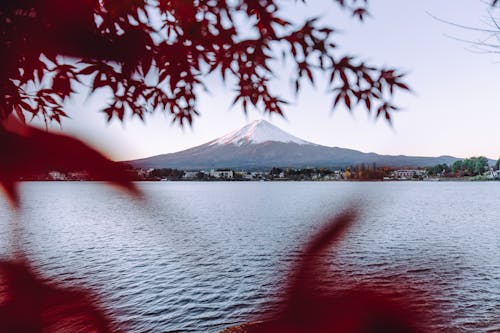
(210, 120, 312, 146)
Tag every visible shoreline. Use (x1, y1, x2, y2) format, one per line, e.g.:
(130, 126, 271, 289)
(15, 178, 500, 183)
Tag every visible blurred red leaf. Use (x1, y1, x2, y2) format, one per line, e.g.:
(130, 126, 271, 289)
(0, 260, 119, 333)
(0, 117, 139, 208)
(240, 209, 443, 333)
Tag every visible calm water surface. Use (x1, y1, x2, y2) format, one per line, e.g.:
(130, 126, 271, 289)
(0, 182, 498, 332)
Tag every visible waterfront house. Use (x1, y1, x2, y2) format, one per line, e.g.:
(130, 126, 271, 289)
(48, 171, 66, 180)
(234, 171, 253, 180)
(486, 169, 500, 179)
(391, 169, 426, 180)
(183, 171, 200, 179)
(209, 169, 234, 179)
(250, 171, 267, 180)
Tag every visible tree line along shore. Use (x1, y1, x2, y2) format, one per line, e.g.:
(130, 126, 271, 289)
(20, 157, 500, 182)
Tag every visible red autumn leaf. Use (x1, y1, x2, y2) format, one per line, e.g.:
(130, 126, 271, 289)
(344, 93, 352, 110)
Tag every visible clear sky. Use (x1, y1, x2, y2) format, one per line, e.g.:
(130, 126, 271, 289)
(49, 0, 500, 161)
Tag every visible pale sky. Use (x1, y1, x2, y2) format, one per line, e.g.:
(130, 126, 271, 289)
(48, 0, 500, 161)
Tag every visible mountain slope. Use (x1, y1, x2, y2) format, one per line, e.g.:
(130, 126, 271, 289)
(128, 120, 463, 169)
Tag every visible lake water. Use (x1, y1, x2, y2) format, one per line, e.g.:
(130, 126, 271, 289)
(0, 182, 498, 332)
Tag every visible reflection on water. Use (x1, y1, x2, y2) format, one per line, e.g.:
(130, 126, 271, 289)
(0, 181, 498, 332)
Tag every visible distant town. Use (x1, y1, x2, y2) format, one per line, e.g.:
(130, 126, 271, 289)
(21, 157, 500, 182)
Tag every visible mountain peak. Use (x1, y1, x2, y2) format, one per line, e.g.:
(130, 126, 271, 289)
(210, 119, 312, 146)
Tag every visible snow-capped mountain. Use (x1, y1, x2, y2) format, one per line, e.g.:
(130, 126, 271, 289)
(209, 119, 312, 146)
(128, 120, 461, 170)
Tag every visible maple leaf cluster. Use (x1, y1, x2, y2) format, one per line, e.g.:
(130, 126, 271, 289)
(0, 0, 409, 127)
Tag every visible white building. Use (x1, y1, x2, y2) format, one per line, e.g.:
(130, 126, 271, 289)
(183, 171, 200, 179)
(485, 169, 500, 179)
(48, 171, 66, 180)
(250, 171, 267, 180)
(210, 169, 234, 179)
(391, 169, 426, 179)
(311, 173, 321, 180)
(235, 171, 253, 180)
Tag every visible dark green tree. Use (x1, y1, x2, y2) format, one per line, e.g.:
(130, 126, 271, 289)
(150, 168, 185, 180)
(427, 163, 450, 176)
(472, 156, 488, 175)
(452, 160, 463, 174)
(270, 167, 283, 176)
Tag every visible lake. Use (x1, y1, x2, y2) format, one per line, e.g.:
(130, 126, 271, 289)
(0, 181, 498, 332)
